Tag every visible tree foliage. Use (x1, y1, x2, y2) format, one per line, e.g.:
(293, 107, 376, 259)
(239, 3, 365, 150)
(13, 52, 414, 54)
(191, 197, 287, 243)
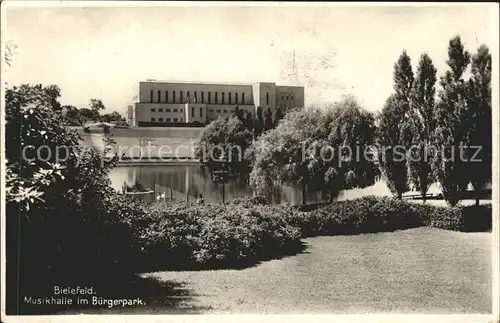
(377, 51, 414, 199)
(377, 95, 412, 198)
(243, 110, 254, 132)
(466, 44, 492, 205)
(264, 107, 274, 131)
(5, 84, 131, 293)
(254, 106, 264, 136)
(89, 98, 106, 112)
(233, 105, 243, 120)
(393, 50, 414, 101)
(407, 53, 438, 202)
(101, 111, 126, 123)
(275, 106, 284, 126)
(78, 108, 100, 125)
(195, 116, 254, 174)
(432, 36, 472, 206)
(249, 97, 379, 204)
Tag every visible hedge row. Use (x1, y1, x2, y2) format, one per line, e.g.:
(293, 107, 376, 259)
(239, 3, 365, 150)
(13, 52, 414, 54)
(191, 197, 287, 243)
(116, 197, 302, 270)
(114, 195, 491, 271)
(301, 196, 491, 237)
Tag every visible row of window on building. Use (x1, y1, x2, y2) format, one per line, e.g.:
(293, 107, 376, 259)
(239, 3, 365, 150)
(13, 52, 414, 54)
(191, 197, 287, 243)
(150, 106, 251, 116)
(150, 90, 249, 105)
(149, 90, 296, 105)
(151, 117, 182, 122)
(280, 93, 295, 102)
(150, 107, 203, 118)
(150, 108, 182, 113)
(207, 108, 249, 114)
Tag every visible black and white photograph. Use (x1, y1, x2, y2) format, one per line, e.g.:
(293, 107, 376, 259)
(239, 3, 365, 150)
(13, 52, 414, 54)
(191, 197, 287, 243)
(1, 1, 498, 321)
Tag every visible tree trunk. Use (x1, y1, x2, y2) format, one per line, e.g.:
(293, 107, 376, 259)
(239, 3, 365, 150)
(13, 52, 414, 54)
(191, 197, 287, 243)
(475, 196, 480, 207)
(397, 191, 402, 199)
(421, 189, 427, 204)
(420, 177, 428, 204)
(301, 181, 307, 205)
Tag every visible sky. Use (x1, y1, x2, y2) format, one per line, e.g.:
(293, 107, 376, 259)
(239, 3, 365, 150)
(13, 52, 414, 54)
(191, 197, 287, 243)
(3, 2, 498, 116)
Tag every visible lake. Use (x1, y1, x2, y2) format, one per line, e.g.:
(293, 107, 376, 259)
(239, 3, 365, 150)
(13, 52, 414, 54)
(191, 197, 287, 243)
(85, 132, 461, 205)
(108, 165, 443, 205)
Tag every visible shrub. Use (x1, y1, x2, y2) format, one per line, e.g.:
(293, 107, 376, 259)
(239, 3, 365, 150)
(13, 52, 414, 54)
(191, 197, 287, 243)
(191, 204, 301, 267)
(418, 203, 492, 232)
(308, 196, 491, 234)
(231, 195, 269, 207)
(116, 201, 301, 270)
(91, 196, 493, 273)
(461, 204, 492, 232)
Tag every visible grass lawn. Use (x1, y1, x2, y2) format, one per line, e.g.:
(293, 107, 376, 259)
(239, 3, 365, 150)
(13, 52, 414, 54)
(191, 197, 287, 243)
(144, 227, 491, 314)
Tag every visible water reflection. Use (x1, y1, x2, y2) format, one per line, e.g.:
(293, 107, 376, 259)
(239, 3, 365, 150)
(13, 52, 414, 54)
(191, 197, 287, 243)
(109, 165, 327, 205)
(107, 165, 491, 206)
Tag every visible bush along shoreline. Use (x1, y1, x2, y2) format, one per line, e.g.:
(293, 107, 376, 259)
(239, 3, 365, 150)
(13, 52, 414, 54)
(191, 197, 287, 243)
(115, 195, 492, 273)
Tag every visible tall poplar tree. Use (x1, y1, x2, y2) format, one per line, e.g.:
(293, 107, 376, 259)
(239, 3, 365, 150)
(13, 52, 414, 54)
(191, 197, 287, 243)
(432, 35, 471, 206)
(467, 44, 492, 206)
(408, 53, 437, 203)
(377, 51, 414, 199)
(264, 108, 274, 131)
(254, 106, 264, 136)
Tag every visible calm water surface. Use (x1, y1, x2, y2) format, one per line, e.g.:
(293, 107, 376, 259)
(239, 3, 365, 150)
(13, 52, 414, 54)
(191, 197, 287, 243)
(108, 165, 421, 205)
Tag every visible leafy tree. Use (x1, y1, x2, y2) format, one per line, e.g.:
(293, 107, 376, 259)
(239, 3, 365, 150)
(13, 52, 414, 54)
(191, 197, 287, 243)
(432, 35, 471, 206)
(89, 98, 106, 113)
(377, 51, 414, 199)
(233, 105, 244, 120)
(61, 105, 81, 126)
(264, 107, 274, 131)
(377, 95, 412, 199)
(249, 97, 378, 204)
(275, 106, 284, 126)
(393, 50, 414, 101)
(101, 111, 125, 123)
(244, 110, 254, 132)
(408, 53, 437, 203)
(195, 116, 254, 175)
(44, 85, 62, 112)
(78, 107, 100, 124)
(326, 96, 380, 197)
(255, 106, 264, 136)
(467, 44, 492, 206)
(62, 104, 78, 117)
(249, 108, 327, 203)
(5, 84, 136, 313)
(234, 106, 253, 132)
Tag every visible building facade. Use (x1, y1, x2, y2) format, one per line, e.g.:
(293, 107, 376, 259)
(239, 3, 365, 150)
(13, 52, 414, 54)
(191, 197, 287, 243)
(129, 81, 305, 126)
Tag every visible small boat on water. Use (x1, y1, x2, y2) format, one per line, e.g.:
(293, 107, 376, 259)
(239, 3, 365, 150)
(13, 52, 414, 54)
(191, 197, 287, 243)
(121, 181, 153, 196)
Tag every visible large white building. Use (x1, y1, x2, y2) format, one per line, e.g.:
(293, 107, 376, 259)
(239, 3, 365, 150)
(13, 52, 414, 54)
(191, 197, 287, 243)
(128, 80, 305, 126)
